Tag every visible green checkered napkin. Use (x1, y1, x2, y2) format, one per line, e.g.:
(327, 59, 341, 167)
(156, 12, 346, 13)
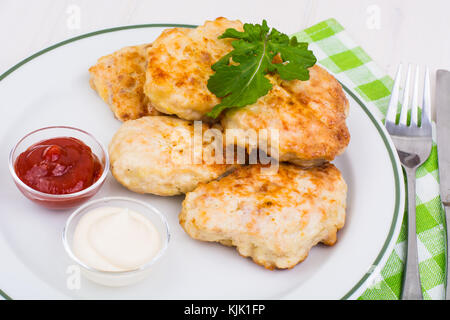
(292, 19, 446, 300)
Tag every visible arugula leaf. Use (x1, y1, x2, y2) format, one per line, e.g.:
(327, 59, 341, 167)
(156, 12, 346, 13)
(206, 20, 316, 118)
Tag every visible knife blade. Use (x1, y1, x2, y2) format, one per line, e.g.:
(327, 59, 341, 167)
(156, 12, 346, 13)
(436, 69, 450, 299)
(436, 70, 450, 205)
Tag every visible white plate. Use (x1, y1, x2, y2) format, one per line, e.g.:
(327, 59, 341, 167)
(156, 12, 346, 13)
(0, 24, 405, 300)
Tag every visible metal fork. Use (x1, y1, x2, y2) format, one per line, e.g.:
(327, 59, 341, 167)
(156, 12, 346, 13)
(385, 64, 432, 300)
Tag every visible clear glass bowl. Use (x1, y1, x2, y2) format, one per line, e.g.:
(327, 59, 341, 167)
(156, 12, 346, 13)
(8, 126, 109, 209)
(62, 197, 170, 287)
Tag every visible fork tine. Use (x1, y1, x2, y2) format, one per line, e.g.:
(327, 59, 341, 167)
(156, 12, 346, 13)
(386, 64, 402, 123)
(422, 67, 431, 125)
(399, 64, 412, 125)
(411, 65, 420, 126)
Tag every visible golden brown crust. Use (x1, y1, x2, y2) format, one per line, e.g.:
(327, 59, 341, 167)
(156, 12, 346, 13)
(144, 17, 244, 120)
(179, 163, 347, 269)
(221, 65, 350, 166)
(89, 44, 162, 121)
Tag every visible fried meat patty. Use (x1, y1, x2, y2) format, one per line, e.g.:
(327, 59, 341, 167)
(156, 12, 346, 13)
(179, 163, 347, 269)
(144, 17, 243, 120)
(89, 44, 161, 121)
(109, 116, 231, 196)
(221, 66, 350, 167)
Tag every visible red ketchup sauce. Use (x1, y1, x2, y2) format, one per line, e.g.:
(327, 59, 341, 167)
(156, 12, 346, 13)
(14, 137, 103, 195)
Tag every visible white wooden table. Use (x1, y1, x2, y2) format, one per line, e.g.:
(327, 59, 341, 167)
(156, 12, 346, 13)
(1, 0, 449, 114)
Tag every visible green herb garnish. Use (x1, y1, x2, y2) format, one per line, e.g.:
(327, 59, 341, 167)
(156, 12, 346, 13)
(206, 20, 317, 118)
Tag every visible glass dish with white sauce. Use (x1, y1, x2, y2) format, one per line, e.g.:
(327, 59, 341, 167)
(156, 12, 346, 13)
(63, 197, 170, 287)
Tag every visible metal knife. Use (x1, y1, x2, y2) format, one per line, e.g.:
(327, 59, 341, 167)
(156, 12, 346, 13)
(436, 69, 450, 299)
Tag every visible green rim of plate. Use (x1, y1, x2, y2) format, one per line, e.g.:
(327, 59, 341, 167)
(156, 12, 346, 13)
(0, 24, 402, 301)
(338, 83, 401, 299)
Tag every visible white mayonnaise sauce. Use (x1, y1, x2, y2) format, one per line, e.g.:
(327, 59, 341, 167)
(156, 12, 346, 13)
(72, 206, 161, 272)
